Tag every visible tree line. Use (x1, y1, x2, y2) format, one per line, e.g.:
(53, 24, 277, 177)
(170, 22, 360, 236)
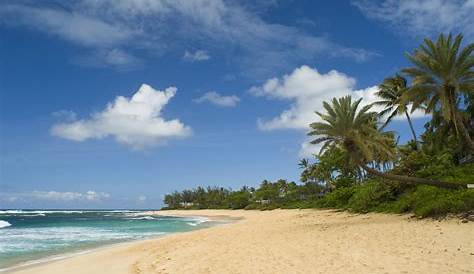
(163, 180, 324, 210)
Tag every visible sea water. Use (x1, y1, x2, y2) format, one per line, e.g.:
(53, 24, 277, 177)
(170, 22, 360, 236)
(0, 210, 211, 271)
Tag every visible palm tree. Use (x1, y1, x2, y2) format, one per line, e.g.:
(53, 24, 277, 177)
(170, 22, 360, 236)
(308, 96, 464, 189)
(402, 33, 474, 152)
(298, 159, 309, 169)
(375, 75, 419, 148)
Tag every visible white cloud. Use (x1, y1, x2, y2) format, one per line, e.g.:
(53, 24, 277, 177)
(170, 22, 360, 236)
(101, 48, 142, 66)
(0, 4, 132, 47)
(354, 0, 474, 39)
(138, 195, 147, 202)
(0, 4, 140, 68)
(251, 65, 427, 156)
(299, 140, 322, 158)
(72, 49, 143, 70)
(51, 84, 191, 149)
(0, 1, 376, 75)
(194, 91, 240, 107)
(0, 190, 110, 202)
(250, 65, 356, 130)
(183, 50, 210, 62)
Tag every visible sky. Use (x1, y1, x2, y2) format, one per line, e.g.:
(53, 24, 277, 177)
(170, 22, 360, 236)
(1, 0, 473, 209)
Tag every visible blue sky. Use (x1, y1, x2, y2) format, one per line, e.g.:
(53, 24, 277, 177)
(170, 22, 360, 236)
(1, 0, 473, 209)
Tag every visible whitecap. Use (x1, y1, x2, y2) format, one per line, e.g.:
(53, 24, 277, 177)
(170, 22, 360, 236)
(184, 216, 209, 226)
(21, 213, 46, 217)
(0, 220, 12, 228)
(127, 216, 156, 220)
(0, 210, 23, 214)
(0, 210, 85, 215)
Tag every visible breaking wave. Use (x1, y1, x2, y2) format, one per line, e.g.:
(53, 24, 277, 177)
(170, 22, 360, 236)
(0, 220, 12, 228)
(127, 216, 157, 220)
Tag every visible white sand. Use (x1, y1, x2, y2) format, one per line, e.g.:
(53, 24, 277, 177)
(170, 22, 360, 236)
(8, 209, 474, 274)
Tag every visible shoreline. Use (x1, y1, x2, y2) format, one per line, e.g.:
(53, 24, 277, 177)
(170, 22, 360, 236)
(1, 214, 234, 273)
(6, 209, 474, 274)
(2, 237, 165, 274)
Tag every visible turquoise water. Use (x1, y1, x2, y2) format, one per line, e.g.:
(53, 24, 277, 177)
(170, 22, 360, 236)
(0, 210, 211, 271)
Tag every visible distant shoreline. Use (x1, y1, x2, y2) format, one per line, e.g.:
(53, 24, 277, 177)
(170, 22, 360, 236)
(7, 209, 474, 274)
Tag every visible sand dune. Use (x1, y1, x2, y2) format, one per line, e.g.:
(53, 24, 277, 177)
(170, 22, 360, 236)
(9, 209, 474, 274)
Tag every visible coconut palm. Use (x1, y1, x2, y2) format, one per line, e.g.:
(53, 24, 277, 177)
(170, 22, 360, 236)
(308, 96, 464, 189)
(402, 33, 474, 152)
(375, 75, 419, 147)
(298, 159, 309, 169)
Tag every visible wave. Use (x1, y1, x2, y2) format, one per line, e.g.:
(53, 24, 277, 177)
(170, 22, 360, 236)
(0, 210, 142, 215)
(28, 213, 46, 217)
(0, 227, 166, 253)
(0, 210, 84, 215)
(0, 231, 164, 273)
(127, 216, 156, 220)
(0, 210, 23, 214)
(0, 220, 12, 228)
(184, 216, 209, 226)
(0, 213, 211, 271)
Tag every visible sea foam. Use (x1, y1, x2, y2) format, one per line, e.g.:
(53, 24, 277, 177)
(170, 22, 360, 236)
(127, 216, 156, 220)
(0, 210, 210, 271)
(0, 220, 12, 228)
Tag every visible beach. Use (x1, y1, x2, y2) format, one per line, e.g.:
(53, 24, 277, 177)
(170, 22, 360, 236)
(7, 209, 474, 274)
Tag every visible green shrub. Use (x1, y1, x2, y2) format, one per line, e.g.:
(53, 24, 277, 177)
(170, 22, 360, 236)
(313, 179, 474, 218)
(227, 191, 252, 209)
(386, 186, 474, 217)
(259, 204, 279, 211)
(347, 181, 395, 213)
(333, 177, 356, 188)
(437, 163, 474, 184)
(280, 200, 313, 209)
(244, 203, 259, 210)
(316, 187, 355, 208)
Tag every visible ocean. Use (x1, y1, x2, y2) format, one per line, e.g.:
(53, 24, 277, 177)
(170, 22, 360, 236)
(0, 210, 213, 271)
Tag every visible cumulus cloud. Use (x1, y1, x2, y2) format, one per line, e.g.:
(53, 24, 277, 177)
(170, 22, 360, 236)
(194, 91, 240, 107)
(250, 66, 356, 130)
(251, 65, 427, 156)
(0, 0, 376, 76)
(183, 50, 210, 62)
(51, 84, 191, 149)
(353, 0, 474, 39)
(0, 190, 110, 202)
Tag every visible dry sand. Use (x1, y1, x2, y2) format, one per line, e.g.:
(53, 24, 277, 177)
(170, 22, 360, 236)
(8, 209, 474, 274)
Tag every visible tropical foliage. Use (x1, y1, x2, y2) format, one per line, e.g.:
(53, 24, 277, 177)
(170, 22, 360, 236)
(375, 75, 419, 147)
(162, 180, 324, 210)
(163, 33, 474, 218)
(308, 95, 464, 189)
(402, 33, 474, 152)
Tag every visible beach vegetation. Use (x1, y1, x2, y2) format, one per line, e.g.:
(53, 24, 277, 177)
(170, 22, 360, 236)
(163, 33, 474, 218)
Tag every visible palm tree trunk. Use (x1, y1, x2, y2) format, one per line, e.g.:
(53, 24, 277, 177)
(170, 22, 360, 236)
(405, 110, 419, 149)
(454, 113, 474, 153)
(361, 165, 466, 190)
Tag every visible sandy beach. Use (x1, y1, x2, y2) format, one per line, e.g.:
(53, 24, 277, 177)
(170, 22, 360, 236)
(7, 209, 474, 274)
